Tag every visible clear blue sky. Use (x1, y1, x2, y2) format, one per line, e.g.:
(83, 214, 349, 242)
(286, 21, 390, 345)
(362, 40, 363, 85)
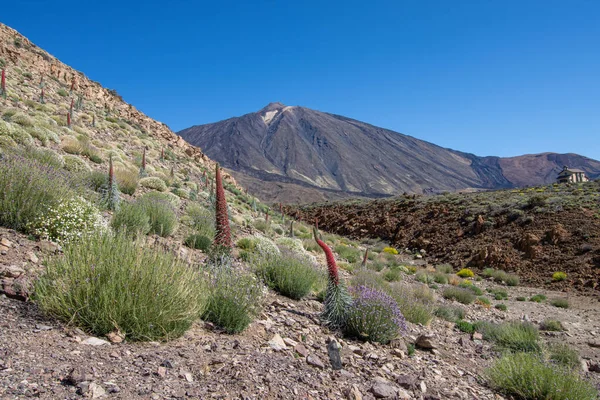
(2, 1, 599, 159)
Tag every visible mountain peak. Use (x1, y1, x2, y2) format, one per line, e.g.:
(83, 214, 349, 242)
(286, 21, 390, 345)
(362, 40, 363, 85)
(260, 102, 286, 112)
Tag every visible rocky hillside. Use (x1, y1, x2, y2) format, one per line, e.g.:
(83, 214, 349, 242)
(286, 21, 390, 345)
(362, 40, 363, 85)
(179, 102, 600, 203)
(288, 181, 600, 294)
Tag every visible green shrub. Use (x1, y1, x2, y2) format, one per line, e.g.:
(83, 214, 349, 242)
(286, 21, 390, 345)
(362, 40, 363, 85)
(552, 271, 567, 282)
(551, 298, 569, 308)
(334, 244, 361, 263)
(63, 155, 91, 173)
(540, 319, 564, 331)
(530, 294, 547, 303)
(455, 320, 476, 333)
(254, 251, 320, 300)
(435, 264, 453, 274)
(457, 268, 474, 278)
(138, 193, 177, 237)
(383, 268, 402, 282)
(476, 296, 491, 307)
(0, 153, 75, 232)
(516, 296, 527, 301)
(115, 168, 139, 195)
(111, 202, 151, 237)
(495, 303, 507, 311)
(344, 285, 407, 344)
(35, 231, 206, 341)
(139, 176, 167, 192)
(236, 237, 255, 251)
(203, 268, 263, 334)
(390, 285, 434, 325)
(86, 170, 108, 192)
(184, 234, 212, 251)
(478, 321, 540, 353)
(481, 268, 496, 278)
(505, 274, 520, 286)
(186, 203, 215, 238)
(547, 343, 580, 370)
(492, 270, 508, 284)
(352, 270, 390, 292)
(253, 219, 270, 233)
(488, 288, 508, 300)
(434, 305, 465, 322)
(29, 196, 104, 243)
(443, 287, 475, 304)
(433, 272, 448, 284)
(460, 282, 483, 295)
(57, 88, 68, 97)
(486, 353, 597, 400)
(415, 270, 434, 284)
(369, 261, 386, 272)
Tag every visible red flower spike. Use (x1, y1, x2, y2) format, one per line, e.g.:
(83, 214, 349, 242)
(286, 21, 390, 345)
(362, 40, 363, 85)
(362, 248, 369, 268)
(214, 163, 232, 248)
(141, 148, 146, 169)
(265, 210, 269, 223)
(1, 69, 5, 92)
(313, 226, 339, 285)
(108, 155, 114, 189)
(67, 112, 71, 127)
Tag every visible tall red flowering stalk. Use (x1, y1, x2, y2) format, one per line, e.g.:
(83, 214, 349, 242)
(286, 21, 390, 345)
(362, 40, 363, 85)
(361, 248, 369, 269)
(314, 226, 351, 328)
(139, 147, 148, 177)
(0, 69, 6, 98)
(213, 163, 231, 248)
(279, 203, 283, 214)
(40, 87, 44, 103)
(265, 209, 269, 224)
(314, 226, 339, 285)
(67, 112, 71, 127)
(108, 154, 114, 189)
(160, 147, 165, 160)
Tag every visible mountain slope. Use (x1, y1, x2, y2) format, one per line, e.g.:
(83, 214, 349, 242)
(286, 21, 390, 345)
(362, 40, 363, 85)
(179, 102, 600, 203)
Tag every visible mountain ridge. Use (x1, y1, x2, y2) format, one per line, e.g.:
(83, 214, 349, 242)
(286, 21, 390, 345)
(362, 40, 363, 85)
(178, 102, 600, 203)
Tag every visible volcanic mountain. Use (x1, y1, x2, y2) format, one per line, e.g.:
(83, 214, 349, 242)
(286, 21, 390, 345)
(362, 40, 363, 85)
(179, 103, 600, 203)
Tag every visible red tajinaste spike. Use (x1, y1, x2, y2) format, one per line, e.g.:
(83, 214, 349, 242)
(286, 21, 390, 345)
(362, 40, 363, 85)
(67, 112, 71, 127)
(313, 227, 339, 285)
(361, 248, 369, 268)
(141, 147, 146, 170)
(265, 209, 269, 223)
(214, 163, 232, 248)
(0, 69, 5, 95)
(108, 155, 114, 189)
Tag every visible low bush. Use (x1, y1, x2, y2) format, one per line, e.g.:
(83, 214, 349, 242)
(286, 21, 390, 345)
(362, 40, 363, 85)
(516, 296, 527, 301)
(35, 231, 206, 341)
(184, 234, 212, 251)
(486, 352, 597, 400)
(548, 343, 580, 370)
(443, 287, 475, 304)
(552, 271, 567, 282)
(110, 201, 151, 237)
(476, 296, 491, 307)
(383, 268, 402, 282)
(352, 270, 390, 293)
(203, 268, 263, 334)
(29, 196, 104, 243)
(434, 305, 465, 322)
(530, 294, 547, 303)
(254, 251, 320, 300)
(488, 288, 508, 300)
(139, 176, 167, 192)
(478, 321, 540, 353)
(433, 272, 448, 284)
(504, 274, 520, 286)
(236, 237, 255, 251)
(86, 170, 108, 192)
(415, 270, 434, 284)
(540, 319, 564, 331)
(495, 303, 507, 311)
(455, 320, 476, 334)
(63, 155, 91, 173)
(334, 244, 361, 263)
(0, 152, 75, 232)
(344, 285, 407, 344)
(382, 247, 398, 255)
(253, 218, 270, 233)
(115, 168, 139, 195)
(186, 203, 215, 238)
(390, 285, 435, 325)
(435, 264, 453, 274)
(460, 282, 483, 295)
(138, 193, 177, 237)
(456, 268, 474, 278)
(551, 298, 570, 308)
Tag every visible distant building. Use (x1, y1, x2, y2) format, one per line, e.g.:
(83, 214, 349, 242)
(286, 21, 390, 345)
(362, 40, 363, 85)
(557, 166, 589, 184)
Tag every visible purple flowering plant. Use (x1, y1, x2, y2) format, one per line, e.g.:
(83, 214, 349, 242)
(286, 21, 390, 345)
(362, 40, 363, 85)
(344, 285, 407, 344)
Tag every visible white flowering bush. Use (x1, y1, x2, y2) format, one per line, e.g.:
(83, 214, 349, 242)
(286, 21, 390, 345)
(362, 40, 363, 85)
(29, 196, 105, 243)
(250, 234, 280, 258)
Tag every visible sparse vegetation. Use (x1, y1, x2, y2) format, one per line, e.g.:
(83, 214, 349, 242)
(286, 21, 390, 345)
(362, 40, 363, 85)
(551, 298, 570, 308)
(35, 231, 206, 341)
(486, 352, 597, 400)
(443, 287, 475, 304)
(254, 251, 320, 300)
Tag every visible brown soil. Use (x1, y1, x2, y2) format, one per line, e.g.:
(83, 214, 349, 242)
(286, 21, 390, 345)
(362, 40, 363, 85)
(287, 192, 600, 295)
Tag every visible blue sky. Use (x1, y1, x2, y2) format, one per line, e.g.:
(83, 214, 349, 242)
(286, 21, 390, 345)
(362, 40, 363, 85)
(2, 1, 599, 159)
